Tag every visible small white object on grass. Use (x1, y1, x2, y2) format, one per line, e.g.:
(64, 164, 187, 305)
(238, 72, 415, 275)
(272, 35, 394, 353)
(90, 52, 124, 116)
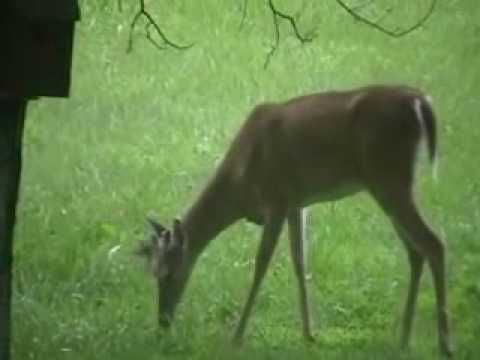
(108, 245, 122, 261)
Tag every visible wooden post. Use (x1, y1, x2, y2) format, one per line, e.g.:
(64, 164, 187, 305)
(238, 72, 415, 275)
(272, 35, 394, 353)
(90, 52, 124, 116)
(0, 99, 26, 360)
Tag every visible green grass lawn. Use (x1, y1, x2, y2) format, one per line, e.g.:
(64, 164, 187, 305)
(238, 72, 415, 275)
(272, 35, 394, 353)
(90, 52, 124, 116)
(11, 1, 480, 359)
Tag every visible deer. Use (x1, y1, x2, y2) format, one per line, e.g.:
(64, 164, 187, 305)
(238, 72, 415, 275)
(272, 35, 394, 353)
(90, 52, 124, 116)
(137, 84, 452, 357)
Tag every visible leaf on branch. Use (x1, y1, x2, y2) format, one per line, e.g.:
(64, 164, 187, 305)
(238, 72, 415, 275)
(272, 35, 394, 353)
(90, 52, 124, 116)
(127, 0, 193, 54)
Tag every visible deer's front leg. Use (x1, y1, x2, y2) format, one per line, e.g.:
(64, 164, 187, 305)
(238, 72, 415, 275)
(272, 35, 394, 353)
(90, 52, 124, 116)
(233, 210, 286, 344)
(288, 208, 314, 342)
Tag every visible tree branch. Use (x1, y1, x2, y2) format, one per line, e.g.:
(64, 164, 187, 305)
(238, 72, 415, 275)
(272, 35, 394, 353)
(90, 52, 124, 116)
(264, 0, 314, 69)
(145, 22, 167, 50)
(336, 0, 438, 38)
(127, 0, 193, 53)
(239, 0, 249, 29)
(350, 0, 374, 13)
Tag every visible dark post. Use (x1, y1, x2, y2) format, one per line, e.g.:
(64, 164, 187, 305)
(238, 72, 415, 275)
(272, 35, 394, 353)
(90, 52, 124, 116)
(0, 101, 26, 360)
(0, 1, 80, 359)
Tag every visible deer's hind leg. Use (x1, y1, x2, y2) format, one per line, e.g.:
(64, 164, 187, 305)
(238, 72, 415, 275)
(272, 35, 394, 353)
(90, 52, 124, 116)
(392, 221, 424, 350)
(360, 125, 451, 356)
(371, 183, 451, 357)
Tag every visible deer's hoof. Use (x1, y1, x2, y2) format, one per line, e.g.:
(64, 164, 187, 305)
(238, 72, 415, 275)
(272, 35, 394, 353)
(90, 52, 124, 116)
(231, 334, 244, 348)
(440, 344, 454, 359)
(304, 333, 316, 343)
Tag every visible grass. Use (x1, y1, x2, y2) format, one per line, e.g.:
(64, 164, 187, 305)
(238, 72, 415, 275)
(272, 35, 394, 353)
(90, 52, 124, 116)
(11, 0, 480, 359)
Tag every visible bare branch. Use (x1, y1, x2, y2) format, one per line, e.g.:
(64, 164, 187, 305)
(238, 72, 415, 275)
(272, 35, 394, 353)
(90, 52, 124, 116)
(239, 0, 249, 29)
(264, 0, 314, 69)
(127, 0, 193, 54)
(264, 2, 280, 69)
(350, 0, 374, 13)
(146, 22, 167, 51)
(127, 9, 143, 53)
(336, 0, 437, 38)
(375, 6, 394, 25)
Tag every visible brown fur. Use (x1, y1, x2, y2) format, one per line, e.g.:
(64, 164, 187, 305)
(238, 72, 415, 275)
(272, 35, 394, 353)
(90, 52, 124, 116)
(140, 85, 451, 357)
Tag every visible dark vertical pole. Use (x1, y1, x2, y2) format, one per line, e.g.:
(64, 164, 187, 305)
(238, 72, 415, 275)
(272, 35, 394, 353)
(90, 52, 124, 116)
(0, 99, 26, 360)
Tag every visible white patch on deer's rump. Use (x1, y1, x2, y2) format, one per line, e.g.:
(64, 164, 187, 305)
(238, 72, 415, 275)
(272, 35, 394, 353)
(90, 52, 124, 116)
(413, 98, 438, 182)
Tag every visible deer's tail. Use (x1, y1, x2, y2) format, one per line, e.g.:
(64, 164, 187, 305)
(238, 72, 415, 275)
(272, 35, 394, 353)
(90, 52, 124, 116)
(413, 96, 438, 179)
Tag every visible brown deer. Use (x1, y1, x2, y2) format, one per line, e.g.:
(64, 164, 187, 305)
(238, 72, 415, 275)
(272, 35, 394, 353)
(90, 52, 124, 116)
(137, 85, 451, 356)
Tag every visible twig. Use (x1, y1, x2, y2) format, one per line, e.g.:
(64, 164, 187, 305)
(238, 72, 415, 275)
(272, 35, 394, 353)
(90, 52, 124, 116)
(127, 0, 193, 53)
(239, 0, 249, 29)
(264, 0, 314, 69)
(336, 0, 438, 38)
(145, 22, 167, 50)
(351, 0, 374, 13)
(375, 6, 394, 25)
(127, 10, 143, 53)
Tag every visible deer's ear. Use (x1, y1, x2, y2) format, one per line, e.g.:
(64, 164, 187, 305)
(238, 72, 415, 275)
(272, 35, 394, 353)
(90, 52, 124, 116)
(172, 218, 185, 249)
(147, 217, 167, 236)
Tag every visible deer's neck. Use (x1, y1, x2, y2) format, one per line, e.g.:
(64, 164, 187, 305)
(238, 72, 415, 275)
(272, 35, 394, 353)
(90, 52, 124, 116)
(181, 170, 240, 261)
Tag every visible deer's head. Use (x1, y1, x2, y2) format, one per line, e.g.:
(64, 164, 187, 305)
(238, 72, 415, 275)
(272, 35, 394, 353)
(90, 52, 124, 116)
(137, 217, 190, 328)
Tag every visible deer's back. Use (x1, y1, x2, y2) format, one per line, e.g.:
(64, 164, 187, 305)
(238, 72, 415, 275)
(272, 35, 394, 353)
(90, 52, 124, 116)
(220, 85, 427, 222)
